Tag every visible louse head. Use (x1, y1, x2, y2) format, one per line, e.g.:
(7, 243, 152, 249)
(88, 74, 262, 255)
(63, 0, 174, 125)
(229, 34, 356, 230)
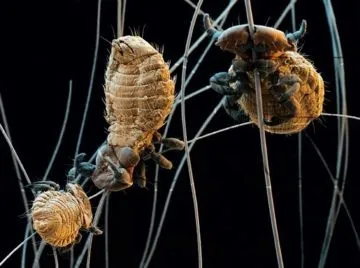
(110, 35, 158, 65)
(204, 14, 307, 59)
(66, 183, 93, 229)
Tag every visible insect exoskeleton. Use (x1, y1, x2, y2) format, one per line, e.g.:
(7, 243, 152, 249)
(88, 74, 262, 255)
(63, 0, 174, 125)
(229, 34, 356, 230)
(73, 35, 184, 192)
(31, 181, 101, 248)
(204, 14, 325, 134)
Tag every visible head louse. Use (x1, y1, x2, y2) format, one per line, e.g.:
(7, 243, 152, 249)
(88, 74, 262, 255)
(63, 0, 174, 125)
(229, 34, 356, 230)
(31, 183, 99, 248)
(86, 35, 183, 192)
(105, 35, 175, 152)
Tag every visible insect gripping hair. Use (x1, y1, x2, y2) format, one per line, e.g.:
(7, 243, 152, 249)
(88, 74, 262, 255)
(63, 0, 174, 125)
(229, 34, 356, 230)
(31, 183, 99, 248)
(84, 35, 184, 192)
(205, 15, 325, 134)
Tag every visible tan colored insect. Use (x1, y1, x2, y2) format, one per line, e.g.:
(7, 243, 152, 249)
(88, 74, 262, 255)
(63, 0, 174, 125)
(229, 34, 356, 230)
(73, 35, 184, 192)
(31, 182, 101, 248)
(105, 35, 175, 151)
(204, 14, 325, 134)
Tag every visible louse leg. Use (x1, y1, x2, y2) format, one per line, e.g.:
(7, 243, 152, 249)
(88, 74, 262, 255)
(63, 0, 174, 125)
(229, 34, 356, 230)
(161, 138, 185, 151)
(264, 74, 299, 126)
(141, 144, 173, 170)
(30, 181, 60, 192)
(209, 71, 250, 122)
(211, 70, 252, 96)
(152, 131, 185, 151)
(140, 144, 156, 161)
(269, 74, 300, 103)
(88, 225, 103, 235)
(230, 64, 254, 93)
(210, 72, 238, 95)
(252, 59, 280, 77)
(223, 95, 249, 123)
(151, 152, 173, 170)
(68, 153, 96, 182)
(231, 58, 253, 81)
(134, 161, 147, 188)
(74, 152, 86, 166)
(210, 71, 249, 123)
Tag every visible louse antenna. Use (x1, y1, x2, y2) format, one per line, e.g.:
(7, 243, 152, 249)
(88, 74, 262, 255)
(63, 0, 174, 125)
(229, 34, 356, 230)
(203, 13, 222, 40)
(286, 19, 307, 43)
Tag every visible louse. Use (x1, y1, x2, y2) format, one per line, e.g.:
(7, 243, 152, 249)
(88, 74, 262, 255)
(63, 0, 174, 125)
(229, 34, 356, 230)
(73, 35, 184, 192)
(204, 14, 325, 134)
(31, 181, 102, 248)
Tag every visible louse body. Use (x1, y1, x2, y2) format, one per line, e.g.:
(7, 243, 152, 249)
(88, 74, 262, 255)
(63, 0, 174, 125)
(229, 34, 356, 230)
(31, 183, 96, 248)
(205, 15, 325, 134)
(104, 35, 174, 152)
(83, 36, 183, 192)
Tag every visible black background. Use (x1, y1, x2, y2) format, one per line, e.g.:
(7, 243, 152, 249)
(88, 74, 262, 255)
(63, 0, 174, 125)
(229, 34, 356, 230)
(1, 0, 360, 267)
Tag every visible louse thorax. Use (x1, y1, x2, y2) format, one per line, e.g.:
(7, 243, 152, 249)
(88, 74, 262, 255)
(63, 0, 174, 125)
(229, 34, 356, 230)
(216, 24, 297, 59)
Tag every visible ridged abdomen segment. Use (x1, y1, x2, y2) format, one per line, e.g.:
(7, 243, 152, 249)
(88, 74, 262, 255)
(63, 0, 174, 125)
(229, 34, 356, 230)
(105, 49, 175, 151)
(31, 191, 83, 247)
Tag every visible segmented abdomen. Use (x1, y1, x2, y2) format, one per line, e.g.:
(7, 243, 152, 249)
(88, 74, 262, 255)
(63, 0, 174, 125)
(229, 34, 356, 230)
(104, 36, 175, 152)
(31, 191, 84, 247)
